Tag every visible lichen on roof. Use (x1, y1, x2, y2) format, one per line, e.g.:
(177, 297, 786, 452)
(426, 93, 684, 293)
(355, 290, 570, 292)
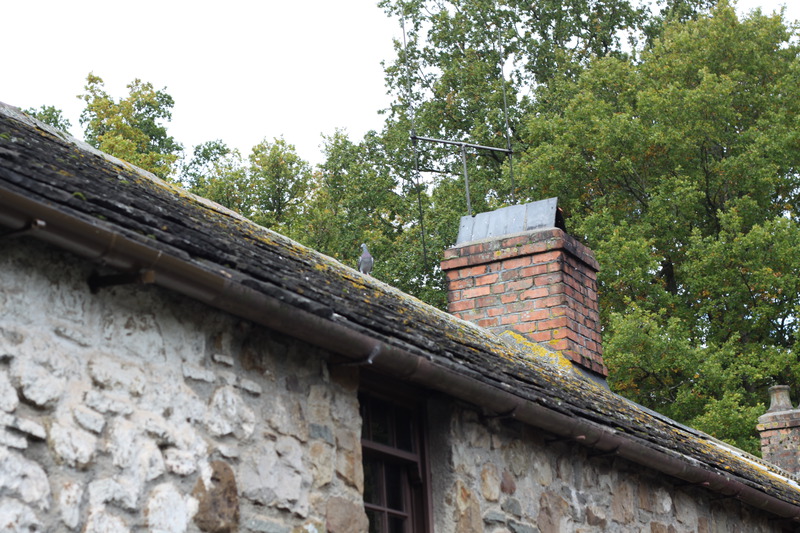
(3, 101, 800, 511)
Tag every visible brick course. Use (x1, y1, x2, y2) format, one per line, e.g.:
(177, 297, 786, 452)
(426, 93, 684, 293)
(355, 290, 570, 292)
(441, 228, 608, 377)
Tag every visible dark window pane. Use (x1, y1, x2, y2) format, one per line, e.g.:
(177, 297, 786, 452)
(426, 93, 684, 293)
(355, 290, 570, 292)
(363, 458, 384, 505)
(369, 398, 393, 445)
(366, 509, 383, 533)
(388, 515, 406, 533)
(385, 463, 404, 510)
(395, 408, 414, 452)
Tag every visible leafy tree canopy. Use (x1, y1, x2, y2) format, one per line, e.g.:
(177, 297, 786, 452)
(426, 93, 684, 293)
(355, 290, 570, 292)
(180, 137, 312, 239)
(33, 0, 798, 454)
(78, 73, 182, 180)
(24, 105, 72, 132)
(518, 1, 800, 452)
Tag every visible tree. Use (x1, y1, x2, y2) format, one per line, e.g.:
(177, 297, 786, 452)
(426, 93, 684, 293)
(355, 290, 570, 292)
(303, 131, 399, 259)
(181, 139, 232, 192)
(299, 130, 448, 300)
(183, 142, 252, 215)
(518, 2, 800, 453)
(360, 0, 713, 312)
(24, 105, 72, 132)
(246, 138, 311, 236)
(78, 73, 182, 180)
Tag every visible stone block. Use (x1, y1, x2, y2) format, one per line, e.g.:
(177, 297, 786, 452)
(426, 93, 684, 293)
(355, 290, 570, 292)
(165, 449, 198, 476)
(206, 386, 255, 439)
(537, 491, 569, 533)
(307, 385, 331, 424)
(335, 445, 363, 492)
(54, 325, 91, 347)
(309, 441, 334, 488)
(240, 440, 310, 516)
(49, 421, 97, 469)
(0, 499, 43, 532)
(244, 515, 290, 533)
(238, 378, 263, 396)
(509, 519, 537, 533)
(481, 464, 501, 501)
(586, 506, 607, 528)
(0, 426, 27, 449)
(58, 481, 84, 530)
(146, 483, 198, 533)
(0, 369, 18, 412)
(483, 510, 507, 524)
(455, 480, 483, 533)
(88, 477, 139, 511)
(212, 353, 235, 367)
(84, 390, 134, 416)
(611, 479, 635, 525)
(500, 470, 517, 495)
(309, 423, 333, 444)
(192, 461, 239, 533)
(326, 496, 368, 533)
(183, 363, 216, 383)
(12, 357, 65, 408)
(88, 355, 146, 395)
(72, 406, 106, 434)
(83, 508, 130, 533)
(501, 497, 522, 517)
(0, 447, 51, 511)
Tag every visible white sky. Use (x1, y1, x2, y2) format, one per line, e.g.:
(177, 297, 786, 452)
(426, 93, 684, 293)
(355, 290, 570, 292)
(3, 0, 400, 166)
(2, 0, 797, 167)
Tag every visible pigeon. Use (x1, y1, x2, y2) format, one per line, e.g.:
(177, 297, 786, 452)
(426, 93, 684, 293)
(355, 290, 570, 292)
(358, 243, 374, 275)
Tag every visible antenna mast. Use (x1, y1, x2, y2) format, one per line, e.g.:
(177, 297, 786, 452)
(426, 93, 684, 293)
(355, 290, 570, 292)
(401, 15, 515, 218)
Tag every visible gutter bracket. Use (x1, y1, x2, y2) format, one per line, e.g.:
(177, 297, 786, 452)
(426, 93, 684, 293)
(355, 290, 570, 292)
(485, 405, 518, 420)
(330, 344, 381, 368)
(1, 218, 46, 239)
(546, 434, 587, 446)
(588, 445, 620, 458)
(88, 269, 156, 294)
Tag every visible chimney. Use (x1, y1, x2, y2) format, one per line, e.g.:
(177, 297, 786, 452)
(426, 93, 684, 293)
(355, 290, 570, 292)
(757, 385, 800, 475)
(440, 199, 608, 380)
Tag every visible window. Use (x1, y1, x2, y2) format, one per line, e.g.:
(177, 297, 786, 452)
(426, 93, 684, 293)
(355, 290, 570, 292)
(360, 381, 431, 533)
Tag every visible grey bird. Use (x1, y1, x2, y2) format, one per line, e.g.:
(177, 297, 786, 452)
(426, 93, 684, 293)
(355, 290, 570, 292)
(358, 243, 374, 275)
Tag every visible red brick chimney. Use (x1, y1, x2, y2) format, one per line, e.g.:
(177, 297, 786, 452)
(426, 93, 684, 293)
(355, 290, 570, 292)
(757, 385, 800, 475)
(440, 199, 608, 379)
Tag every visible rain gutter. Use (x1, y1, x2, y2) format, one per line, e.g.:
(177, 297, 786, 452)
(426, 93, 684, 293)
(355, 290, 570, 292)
(2, 185, 799, 523)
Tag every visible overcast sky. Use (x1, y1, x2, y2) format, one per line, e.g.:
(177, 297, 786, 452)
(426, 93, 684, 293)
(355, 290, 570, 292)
(3, 0, 797, 166)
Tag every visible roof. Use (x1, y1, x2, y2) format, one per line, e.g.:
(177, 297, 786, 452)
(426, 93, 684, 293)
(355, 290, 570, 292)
(2, 101, 800, 523)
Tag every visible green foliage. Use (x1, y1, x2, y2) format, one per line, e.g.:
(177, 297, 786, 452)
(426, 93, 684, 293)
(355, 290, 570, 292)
(78, 73, 182, 180)
(519, 2, 800, 452)
(181, 140, 232, 191)
(247, 137, 312, 235)
(180, 137, 311, 238)
(188, 146, 252, 215)
(24, 105, 72, 132)
(366, 0, 713, 311)
(48, 0, 797, 454)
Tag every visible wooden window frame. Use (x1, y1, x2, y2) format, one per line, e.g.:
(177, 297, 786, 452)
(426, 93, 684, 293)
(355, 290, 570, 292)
(360, 373, 433, 533)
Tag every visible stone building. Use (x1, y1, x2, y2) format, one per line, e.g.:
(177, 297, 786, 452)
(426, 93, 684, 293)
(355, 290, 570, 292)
(1, 101, 800, 532)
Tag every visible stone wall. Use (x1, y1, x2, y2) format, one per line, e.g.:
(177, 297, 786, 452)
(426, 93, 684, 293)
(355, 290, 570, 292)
(0, 238, 366, 532)
(2, 238, 795, 533)
(428, 399, 790, 533)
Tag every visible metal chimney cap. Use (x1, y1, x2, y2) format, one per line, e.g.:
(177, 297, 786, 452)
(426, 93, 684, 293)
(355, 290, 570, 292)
(455, 198, 565, 246)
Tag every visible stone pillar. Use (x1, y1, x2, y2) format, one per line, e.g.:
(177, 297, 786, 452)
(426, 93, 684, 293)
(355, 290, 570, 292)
(441, 227, 607, 378)
(757, 385, 800, 475)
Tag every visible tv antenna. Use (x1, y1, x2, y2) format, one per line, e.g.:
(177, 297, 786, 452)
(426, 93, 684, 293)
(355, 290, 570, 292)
(401, 17, 516, 220)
